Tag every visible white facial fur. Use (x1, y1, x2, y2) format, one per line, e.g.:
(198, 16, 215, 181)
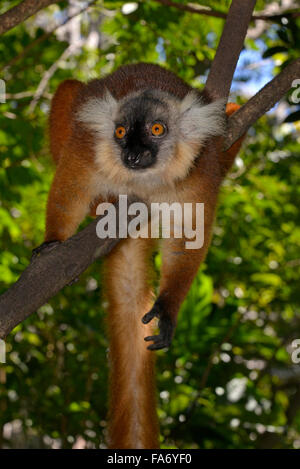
(76, 88, 226, 196)
(76, 90, 118, 136)
(179, 91, 226, 143)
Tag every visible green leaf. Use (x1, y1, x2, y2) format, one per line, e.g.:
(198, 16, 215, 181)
(262, 46, 288, 58)
(283, 110, 300, 123)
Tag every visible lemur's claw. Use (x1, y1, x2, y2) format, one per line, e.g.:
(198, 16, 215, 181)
(142, 301, 175, 351)
(31, 240, 61, 261)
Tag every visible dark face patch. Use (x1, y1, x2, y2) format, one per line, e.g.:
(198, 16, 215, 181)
(114, 91, 168, 170)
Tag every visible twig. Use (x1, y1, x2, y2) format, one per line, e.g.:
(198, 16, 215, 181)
(151, 0, 227, 19)
(5, 91, 52, 99)
(152, 0, 300, 21)
(28, 42, 81, 113)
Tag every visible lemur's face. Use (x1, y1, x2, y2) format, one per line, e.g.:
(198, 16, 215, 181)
(114, 91, 171, 170)
(77, 88, 225, 189)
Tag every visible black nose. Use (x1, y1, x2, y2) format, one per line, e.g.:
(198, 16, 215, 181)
(124, 150, 154, 170)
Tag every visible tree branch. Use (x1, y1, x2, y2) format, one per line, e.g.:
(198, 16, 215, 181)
(204, 0, 256, 101)
(0, 0, 63, 36)
(225, 58, 300, 150)
(0, 200, 134, 339)
(152, 0, 300, 21)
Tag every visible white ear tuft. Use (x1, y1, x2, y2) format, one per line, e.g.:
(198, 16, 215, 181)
(179, 91, 226, 143)
(76, 89, 118, 136)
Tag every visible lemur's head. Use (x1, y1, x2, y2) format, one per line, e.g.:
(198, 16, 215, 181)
(77, 88, 225, 189)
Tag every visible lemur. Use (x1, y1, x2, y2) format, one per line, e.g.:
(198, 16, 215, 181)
(35, 63, 244, 448)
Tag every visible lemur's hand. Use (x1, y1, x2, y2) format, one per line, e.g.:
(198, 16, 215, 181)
(31, 240, 61, 260)
(142, 299, 176, 351)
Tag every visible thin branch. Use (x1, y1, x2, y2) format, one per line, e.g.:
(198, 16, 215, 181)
(5, 91, 52, 99)
(151, 0, 227, 19)
(254, 10, 300, 21)
(28, 42, 82, 113)
(225, 58, 300, 150)
(3, 111, 17, 119)
(152, 0, 300, 21)
(0, 0, 63, 36)
(204, 0, 257, 100)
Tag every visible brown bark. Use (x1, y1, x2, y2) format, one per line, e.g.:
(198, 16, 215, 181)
(0, 210, 125, 338)
(0, 0, 62, 36)
(225, 58, 300, 150)
(204, 0, 257, 100)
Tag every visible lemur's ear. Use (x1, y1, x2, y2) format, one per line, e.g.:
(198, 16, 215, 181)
(179, 91, 226, 143)
(76, 89, 118, 137)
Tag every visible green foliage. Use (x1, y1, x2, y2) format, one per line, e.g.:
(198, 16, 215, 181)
(0, 0, 299, 449)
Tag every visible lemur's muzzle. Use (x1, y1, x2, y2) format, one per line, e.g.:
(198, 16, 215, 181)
(124, 150, 155, 170)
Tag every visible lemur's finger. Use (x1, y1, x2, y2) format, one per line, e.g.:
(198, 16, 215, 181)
(142, 308, 158, 324)
(147, 341, 169, 351)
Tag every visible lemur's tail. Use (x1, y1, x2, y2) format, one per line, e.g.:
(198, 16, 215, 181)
(105, 237, 159, 449)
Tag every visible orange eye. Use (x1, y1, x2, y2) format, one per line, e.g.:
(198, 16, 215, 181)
(151, 122, 165, 136)
(115, 126, 126, 139)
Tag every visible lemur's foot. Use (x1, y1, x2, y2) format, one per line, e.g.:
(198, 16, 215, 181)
(142, 300, 175, 351)
(31, 240, 61, 260)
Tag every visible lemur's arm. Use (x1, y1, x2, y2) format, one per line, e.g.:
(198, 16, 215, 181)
(44, 154, 96, 242)
(33, 79, 99, 255)
(142, 237, 211, 350)
(142, 103, 245, 350)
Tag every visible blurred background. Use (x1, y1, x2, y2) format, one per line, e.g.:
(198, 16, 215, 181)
(0, 0, 299, 449)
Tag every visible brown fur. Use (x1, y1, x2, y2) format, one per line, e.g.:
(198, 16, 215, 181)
(45, 63, 245, 448)
(49, 79, 85, 164)
(80, 63, 193, 102)
(105, 237, 159, 448)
